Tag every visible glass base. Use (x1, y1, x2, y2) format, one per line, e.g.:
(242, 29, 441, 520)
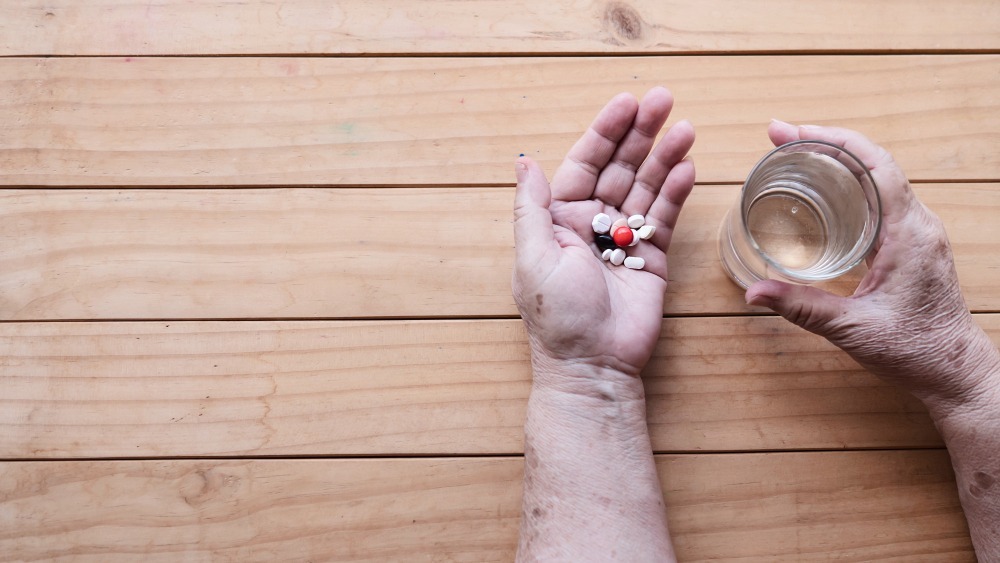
(719, 210, 871, 294)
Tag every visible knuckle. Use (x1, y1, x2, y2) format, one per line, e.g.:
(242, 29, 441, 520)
(917, 207, 951, 252)
(886, 166, 909, 190)
(785, 300, 822, 331)
(876, 145, 897, 168)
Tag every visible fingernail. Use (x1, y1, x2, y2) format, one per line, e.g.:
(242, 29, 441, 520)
(770, 118, 792, 127)
(746, 293, 774, 308)
(515, 161, 528, 180)
(800, 124, 822, 130)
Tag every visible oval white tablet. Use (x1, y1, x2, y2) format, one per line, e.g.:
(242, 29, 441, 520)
(627, 215, 645, 229)
(638, 225, 656, 240)
(624, 256, 645, 270)
(610, 249, 627, 266)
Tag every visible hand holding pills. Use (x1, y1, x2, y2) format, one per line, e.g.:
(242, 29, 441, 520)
(511, 87, 695, 378)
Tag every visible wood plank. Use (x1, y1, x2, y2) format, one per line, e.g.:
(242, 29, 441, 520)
(0, 184, 996, 320)
(0, 451, 973, 561)
(660, 451, 973, 562)
(1, 56, 997, 186)
(2, 1, 997, 56)
(6, 316, 998, 458)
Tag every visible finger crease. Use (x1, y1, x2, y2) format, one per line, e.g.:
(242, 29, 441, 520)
(568, 155, 601, 179)
(632, 124, 660, 139)
(610, 158, 638, 174)
(632, 177, 658, 195)
(591, 126, 624, 147)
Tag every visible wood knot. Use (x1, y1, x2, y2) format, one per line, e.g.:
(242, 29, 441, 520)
(603, 2, 644, 43)
(180, 468, 242, 507)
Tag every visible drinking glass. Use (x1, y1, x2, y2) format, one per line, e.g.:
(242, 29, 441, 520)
(718, 140, 881, 289)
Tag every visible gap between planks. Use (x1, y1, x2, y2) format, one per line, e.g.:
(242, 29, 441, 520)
(1, 179, 998, 190)
(1, 311, 1000, 324)
(4, 50, 1000, 59)
(0, 446, 952, 464)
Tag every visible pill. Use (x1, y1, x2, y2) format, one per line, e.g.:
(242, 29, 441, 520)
(638, 225, 656, 240)
(628, 229, 640, 246)
(612, 226, 634, 247)
(610, 249, 627, 266)
(592, 213, 612, 234)
(627, 215, 645, 229)
(601, 249, 613, 261)
(611, 217, 629, 232)
(595, 234, 617, 251)
(624, 256, 645, 270)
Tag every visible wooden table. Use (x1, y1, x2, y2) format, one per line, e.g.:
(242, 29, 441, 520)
(1, 2, 998, 560)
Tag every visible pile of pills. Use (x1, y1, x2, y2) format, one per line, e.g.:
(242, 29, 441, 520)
(591, 213, 655, 270)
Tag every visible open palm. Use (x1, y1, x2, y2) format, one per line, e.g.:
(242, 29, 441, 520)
(512, 88, 696, 376)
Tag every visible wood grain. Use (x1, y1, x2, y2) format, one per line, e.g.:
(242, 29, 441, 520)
(1, 4, 992, 562)
(2, 56, 998, 186)
(5, 316, 998, 458)
(0, 185, 996, 320)
(0, 451, 973, 561)
(3, 0, 997, 56)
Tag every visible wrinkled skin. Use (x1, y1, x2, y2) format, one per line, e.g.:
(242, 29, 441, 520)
(747, 121, 1000, 413)
(748, 122, 1000, 559)
(513, 87, 695, 562)
(512, 88, 695, 380)
(513, 103, 1000, 560)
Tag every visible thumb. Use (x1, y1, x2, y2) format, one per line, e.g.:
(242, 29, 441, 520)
(745, 279, 855, 336)
(513, 157, 556, 266)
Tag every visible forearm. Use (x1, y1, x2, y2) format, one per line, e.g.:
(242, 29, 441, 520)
(925, 334, 1000, 561)
(517, 360, 674, 562)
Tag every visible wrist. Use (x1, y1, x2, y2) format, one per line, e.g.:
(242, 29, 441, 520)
(923, 329, 1000, 424)
(526, 353, 652, 447)
(529, 349, 647, 400)
(520, 355, 672, 562)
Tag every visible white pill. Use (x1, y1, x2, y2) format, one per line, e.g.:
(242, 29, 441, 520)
(627, 215, 645, 229)
(601, 249, 613, 261)
(624, 256, 645, 270)
(592, 213, 612, 234)
(638, 225, 656, 240)
(610, 249, 627, 266)
(611, 217, 629, 232)
(628, 229, 640, 246)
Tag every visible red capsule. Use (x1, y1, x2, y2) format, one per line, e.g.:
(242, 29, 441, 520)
(612, 226, 634, 247)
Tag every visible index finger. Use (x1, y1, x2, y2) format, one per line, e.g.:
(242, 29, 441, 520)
(548, 93, 639, 202)
(768, 120, 916, 224)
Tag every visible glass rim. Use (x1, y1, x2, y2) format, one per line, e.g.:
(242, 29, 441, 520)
(738, 139, 883, 282)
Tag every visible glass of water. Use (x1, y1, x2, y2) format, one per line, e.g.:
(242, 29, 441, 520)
(718, 140, 881, 289)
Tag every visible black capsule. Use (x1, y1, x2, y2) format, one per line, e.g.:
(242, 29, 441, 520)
(595, 234, 617, 251)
